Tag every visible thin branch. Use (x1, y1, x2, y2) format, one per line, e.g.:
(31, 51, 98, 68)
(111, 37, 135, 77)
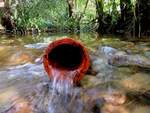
(78, 0, 89, 21)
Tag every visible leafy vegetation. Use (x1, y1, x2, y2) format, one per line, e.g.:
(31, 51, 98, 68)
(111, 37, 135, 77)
(0, 0, 149, 37)
(9, 0, 96, 32)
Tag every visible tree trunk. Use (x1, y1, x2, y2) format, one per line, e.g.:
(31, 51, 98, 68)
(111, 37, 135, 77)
(119, 0, 133, 35)
(66, 0, 75, 18)
(135, 0, 150, 37)
(1, 0, 15, 33)
(95, 0, 105, 34)
(66, 0, 89, 33)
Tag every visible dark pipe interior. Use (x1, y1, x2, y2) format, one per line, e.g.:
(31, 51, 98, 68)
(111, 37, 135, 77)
(48, 44, 84, 70)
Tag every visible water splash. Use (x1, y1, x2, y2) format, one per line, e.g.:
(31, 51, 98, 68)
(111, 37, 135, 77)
(28, 67, 85, 113)
(47, 68, 78, 113)
(51, 68, 75, 94)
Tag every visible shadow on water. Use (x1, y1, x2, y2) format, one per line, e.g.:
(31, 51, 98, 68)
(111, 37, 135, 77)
(0, 33, 149, 113)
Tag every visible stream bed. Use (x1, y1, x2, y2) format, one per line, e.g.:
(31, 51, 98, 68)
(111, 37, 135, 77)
(0, 33, 150, 113)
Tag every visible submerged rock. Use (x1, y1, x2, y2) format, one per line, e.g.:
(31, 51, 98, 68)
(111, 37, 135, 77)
(0, 46, 42, 69)
(118, 73, 150, 92)
(81, 75, 103, 88)
(131, 105, 150, 113)
(101, 103, 130, 113)
(83, 87, 128, 113)
(103, 91, 126, 105)
(8, 98, 34, 113)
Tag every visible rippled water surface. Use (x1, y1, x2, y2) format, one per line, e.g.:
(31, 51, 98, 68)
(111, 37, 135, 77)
(0, 33, 150, 113)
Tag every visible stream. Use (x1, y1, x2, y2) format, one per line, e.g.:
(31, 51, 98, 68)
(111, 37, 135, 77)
(0, 33, 150, 113)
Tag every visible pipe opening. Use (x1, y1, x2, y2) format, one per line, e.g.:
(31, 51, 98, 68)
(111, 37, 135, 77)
(48, 44, 84, 70)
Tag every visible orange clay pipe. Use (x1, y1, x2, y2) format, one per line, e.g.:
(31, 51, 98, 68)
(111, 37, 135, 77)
(43, 38, 90, 84)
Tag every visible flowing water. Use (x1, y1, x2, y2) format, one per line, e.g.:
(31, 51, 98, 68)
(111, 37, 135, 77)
(0, 33, 150, 113)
